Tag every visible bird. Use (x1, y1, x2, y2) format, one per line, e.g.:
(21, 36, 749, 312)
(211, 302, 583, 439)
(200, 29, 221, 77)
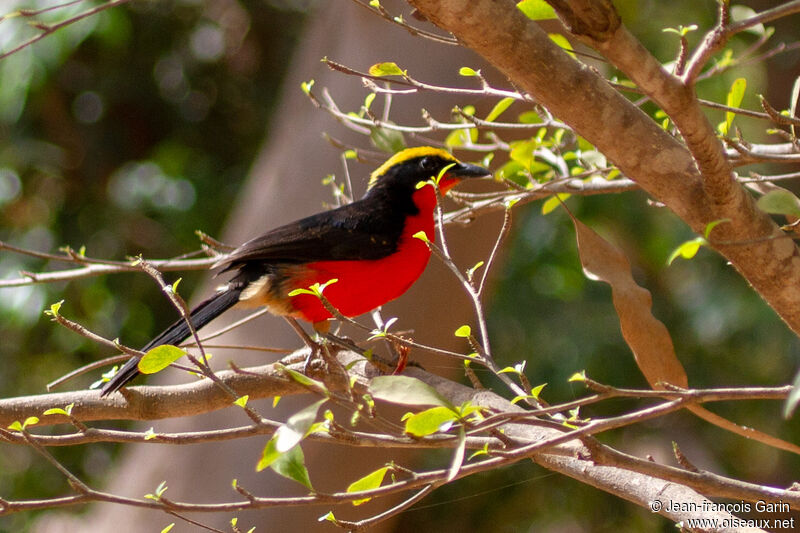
(100, 146, 490, 395)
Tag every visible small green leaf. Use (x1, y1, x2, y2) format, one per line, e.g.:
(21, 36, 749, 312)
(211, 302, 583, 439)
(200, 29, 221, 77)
(273, 395, 281, 408)
(347, 466, 390, 505)
(447, 426, 467, 482)
(404, 406, 459, 437)
(288, 278, 339, 298)
(318, 511, 338, 524)
(485, 97, 515, 123)
(784, 369, 800, 418)
(234, 395, 249, 408)
(276, 364, 330, 396)
(466, 261, 485, 279)
(45, 300, 64, 318)
(160, 524, 175, 533)
(368, 62, 406, 77)
(458, 66, 480, 77)
(363, 92, 376, 111)
(270, 444, 313, 490)
(43, 403, 73, 417)
(721, 77, 746, 135)
(144, 427, 157, 440)
(275, 399, 327, 453)
(300, 79, 314, 95)
(548, 33, 575, 58)
(256, 438, 280, 472)
(568, 371, 586, 382)
(7, 421, 22, 431)
(412, 230, 430, 242)
(369, 375, 453, 409)
(703, 218, 731, 239)
(138, 345, 187, 375)
(541, 193, 571, 214)
(517, 0, 557, 20)
(370, 125, 406, 154)
(454, 325, 472, 338)
(530, 383, 547, 399)
(145, 480, 169, 500)
(468, 442, 491, 461)
(757, 189, 800, 217)
(667, 237, 706, 265)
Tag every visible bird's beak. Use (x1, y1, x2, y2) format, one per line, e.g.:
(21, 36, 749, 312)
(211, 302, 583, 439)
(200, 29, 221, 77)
(451, 161, 492, 179)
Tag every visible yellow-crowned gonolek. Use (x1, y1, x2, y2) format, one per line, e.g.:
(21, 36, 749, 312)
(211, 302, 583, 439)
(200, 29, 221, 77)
(101, 147, 490, 395)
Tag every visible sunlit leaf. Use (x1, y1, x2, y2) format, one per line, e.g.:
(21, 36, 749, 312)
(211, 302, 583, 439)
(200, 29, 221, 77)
(666, 237, 706, 265)
(485, 97, 515, 123)
(138, 345, 187, 375)
(368, 62, 406, 77)
(369, 375, 453, 409)
(517, 0, 557, 20)
(454, 325, 471, 338)
(404, 406, 459, 437)
(347, 466, 390, 505)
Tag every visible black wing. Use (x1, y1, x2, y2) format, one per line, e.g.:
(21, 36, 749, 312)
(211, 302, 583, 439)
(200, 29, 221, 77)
(215, 195, 406, 273)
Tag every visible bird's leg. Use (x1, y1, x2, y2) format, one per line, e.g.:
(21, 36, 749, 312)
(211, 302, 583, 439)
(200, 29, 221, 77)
(283, 317, 321, 374)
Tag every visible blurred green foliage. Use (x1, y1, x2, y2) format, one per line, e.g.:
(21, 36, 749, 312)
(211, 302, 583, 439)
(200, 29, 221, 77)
(1, 0, 800, 532)
(0, 1, 305, 530)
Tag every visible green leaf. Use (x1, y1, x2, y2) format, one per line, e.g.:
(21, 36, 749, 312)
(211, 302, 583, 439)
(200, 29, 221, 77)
(300, 79, 314, 95)
(145, 480, 168, 500)
(276, 363, 330, 396)
(458, 66, 480, 77)
(784, 369, 800, 418)
(756, 189, 800, 217)
(44, 300, 64, 317)
(370, 125, 406, 154)
(138, 345, 187, 375)
(541, 193, 571, 214)
(466, 261, 485, 279)
(144, 427, 157, 440)
(485, 97, 515, 123)
(368, 62, 406, 77)
(404, 406, 459, 437)
(731, 6, 766, 35)
(270, 444, 313, 490)
(275, 399, 327, 453)
(43, 402, 74, 417)
(447, 426, 467, 482)
(347, 466, 390, 506)
(160, 524, 175, 533)
(234, 395, 249, 408)
(789, 75, 800, 138)
(721, 77, 746, 135)
(568, 371, 586, 382)
(454, 325, 471, 338)
(288, 278, 339, 298)
(703, 218, 731, 239)
(517, 0, 557, 20)
(548, 33, 575, 58)
(530, 383, 547, 399)
(666, 237, 706, 265)
(412, 230, 430, 243)
(369, 375, 453, 409)
(318, 511, 338, 524)
(256, 438, 281, 471)
(468, 442, 491, 461)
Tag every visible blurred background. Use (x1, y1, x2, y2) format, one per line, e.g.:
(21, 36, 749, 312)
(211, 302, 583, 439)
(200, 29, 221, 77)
(1, 0, 798, 531)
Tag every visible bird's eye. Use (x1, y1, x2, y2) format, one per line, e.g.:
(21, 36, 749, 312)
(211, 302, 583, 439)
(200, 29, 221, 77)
(419, 157, 436, 171)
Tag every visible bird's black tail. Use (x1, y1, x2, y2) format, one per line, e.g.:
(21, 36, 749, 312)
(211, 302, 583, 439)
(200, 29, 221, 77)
(100, 287, 242, 396)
